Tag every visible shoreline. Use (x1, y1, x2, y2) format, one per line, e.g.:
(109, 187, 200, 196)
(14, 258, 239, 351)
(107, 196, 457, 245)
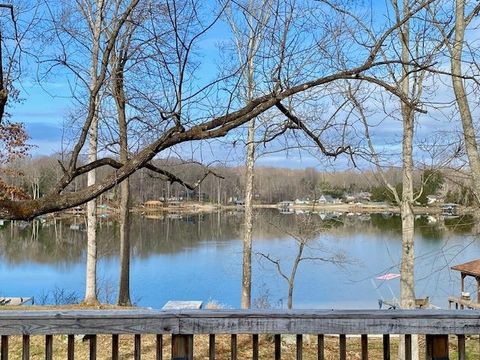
(129, 202, 472, 216)
(50, 202, 475, 219)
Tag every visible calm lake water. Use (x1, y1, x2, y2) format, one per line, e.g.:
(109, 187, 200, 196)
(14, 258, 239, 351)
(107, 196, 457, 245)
(0, 210, 478, 309)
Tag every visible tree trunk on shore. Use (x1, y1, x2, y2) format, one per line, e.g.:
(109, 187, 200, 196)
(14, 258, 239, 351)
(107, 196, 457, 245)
(113, 55, 132, 306)
(397, 1, 417, 358)
(241, 116, 255, 309)
(83, 0, 106, 306)
(228, 0, 271, 309)
(450, 0, 480, 205)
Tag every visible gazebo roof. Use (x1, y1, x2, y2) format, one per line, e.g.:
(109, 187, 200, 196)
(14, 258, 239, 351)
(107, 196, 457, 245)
(451, 259, 480, 278)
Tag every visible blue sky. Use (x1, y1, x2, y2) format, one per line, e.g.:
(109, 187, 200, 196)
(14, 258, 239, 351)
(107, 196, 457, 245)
(12, 81, 69, 154)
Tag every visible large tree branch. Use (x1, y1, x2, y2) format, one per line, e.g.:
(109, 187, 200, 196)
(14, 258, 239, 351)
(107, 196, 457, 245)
(347, 85, 402, 205)
(275, 101, 356, 161)
(51, 156, 222, 195)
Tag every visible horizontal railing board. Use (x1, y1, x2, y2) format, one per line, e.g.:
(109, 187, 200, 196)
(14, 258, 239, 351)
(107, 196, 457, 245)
(0, 310, 478, 335)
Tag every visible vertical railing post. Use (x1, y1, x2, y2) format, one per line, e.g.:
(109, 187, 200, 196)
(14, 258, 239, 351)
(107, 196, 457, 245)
(171, 335, 193, 360)
(425, 335, 449, 360)
(317, 334, 324, 360)
(230, 334, 237, 360)
(405, 334, 412, 360)
(361, 334, 368, 360)
(339, 334, 346, 360)
(67, 335, 75, 360)
(22, 335, 29, 360)
(162, 301, 202, 360)
(252, 334, 259, 360)
(274, 334, 281, 360)
(209, 334, 215, 360)
(45, 335, 53, 360)
(457, 335, 465, 360)
(1, 335, 8, 360)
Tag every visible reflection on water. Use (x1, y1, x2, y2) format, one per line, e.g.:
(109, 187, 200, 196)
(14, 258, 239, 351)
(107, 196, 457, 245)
(0, 210, 478, 309)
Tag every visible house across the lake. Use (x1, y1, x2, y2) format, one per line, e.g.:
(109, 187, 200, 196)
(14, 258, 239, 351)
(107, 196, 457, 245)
(317, 194, 342, 204)
(345, 192, 371, 204)
(427, 195, 442, 205)
(277, 201, 294, 209)
(294, 198, 310, 205)
(143, 200, 164, 211)
(442, 203, 458, 216)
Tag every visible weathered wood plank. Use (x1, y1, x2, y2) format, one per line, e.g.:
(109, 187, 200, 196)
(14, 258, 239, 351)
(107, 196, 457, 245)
(0, 310, 477, 335)
(22, 335, 29, 360)
(67, 334, 74, 360)
(176, 312, 480, 335)
(162, 301, 202, 310)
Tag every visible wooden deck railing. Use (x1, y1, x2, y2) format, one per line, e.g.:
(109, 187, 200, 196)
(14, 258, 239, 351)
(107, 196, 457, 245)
(0, 309, 478, 359)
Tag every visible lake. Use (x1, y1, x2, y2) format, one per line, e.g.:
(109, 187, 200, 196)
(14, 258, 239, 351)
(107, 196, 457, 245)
(0, 210, 478, 309)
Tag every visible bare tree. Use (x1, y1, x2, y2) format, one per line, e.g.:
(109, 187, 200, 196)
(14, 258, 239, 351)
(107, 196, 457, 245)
(445, 0, 480, 203)
(110, 8, 134, 306)
(84, 0, 107, 305)
(225, 0, 278, 309)
(0, 0, 436, 223)
(258, 214, 347, 309)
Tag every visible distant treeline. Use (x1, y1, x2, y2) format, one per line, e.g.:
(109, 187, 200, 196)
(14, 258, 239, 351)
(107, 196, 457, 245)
(3, 156, 476, 206)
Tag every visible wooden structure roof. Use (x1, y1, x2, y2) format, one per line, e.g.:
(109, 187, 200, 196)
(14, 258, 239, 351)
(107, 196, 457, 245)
(451, 259, 480, 278)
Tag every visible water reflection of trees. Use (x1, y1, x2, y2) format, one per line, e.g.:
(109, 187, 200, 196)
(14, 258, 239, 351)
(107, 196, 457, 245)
(0, 211, 474, 265)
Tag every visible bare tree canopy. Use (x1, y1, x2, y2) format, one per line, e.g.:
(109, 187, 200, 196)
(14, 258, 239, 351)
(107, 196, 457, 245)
(0, 0, 440, 220)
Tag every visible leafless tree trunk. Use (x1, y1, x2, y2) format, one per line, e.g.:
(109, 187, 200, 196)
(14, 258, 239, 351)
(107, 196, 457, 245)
(112, 44, 132, 306)
(227, 0, 272, 309)
(85, 115, 99, 305)
(259, 215, 347, 309)
(450, 0, 480, 204)
(241, 56, 257, 308)
(84, 0, 105, 305)
(242, 118, 255, 308)
(396, 0, 416, 311)
(396, 1, 430, 358)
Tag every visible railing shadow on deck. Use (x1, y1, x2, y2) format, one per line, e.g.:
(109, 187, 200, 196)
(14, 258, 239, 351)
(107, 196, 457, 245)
(0, 309, 478, 359)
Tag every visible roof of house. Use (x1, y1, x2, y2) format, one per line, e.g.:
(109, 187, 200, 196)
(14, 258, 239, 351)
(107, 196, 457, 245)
(144, 200, 163, 205)
(321, 195, 334, 201)
(451, 259, 480, 277)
